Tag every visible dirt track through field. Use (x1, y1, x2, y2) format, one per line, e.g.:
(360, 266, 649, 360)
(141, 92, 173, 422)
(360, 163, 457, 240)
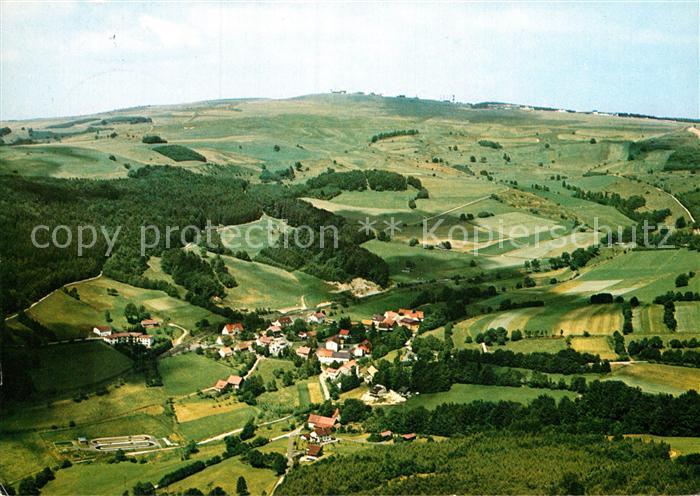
(422, 188, 509, 222)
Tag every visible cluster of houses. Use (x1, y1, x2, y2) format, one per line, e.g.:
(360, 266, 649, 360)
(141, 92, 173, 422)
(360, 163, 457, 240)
(212, 374, 244, 394)
(314, 308, 424, 366)
(92, 321, 157, 349)
(300, 408, 341, 460)
(298, 405, 417, 460)
(215, 320, 292, 359)
(362, 308, 424, 332)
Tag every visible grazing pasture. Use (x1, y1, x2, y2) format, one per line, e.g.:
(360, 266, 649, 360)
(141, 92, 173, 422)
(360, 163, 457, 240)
(160, 353, 239, 397)
(400, 384, 577, 409)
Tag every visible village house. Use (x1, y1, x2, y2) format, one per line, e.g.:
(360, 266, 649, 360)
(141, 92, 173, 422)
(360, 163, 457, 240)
(255, 335, 289, 356)
(325, 337, 340, 352)
(136, 334, 155, 348)
(305, 444, 323, 459)
(338, 329, 351, 339)
(226, 374, 243, 390)
(398, 317, 421, 332)
(307, 311, 326, 324)
(362, 365, 379, 383)
(265, 324, 282, 336)
(325, 367, 340, 381)
(383, 311, 400, 322)
(213, 379, 229, 393)
(272, 316, 293, 328)
(218, 346, 233, 358)
(310, 426, 333, 443)
(235, 340, 254, 353)
(221, 323, 244, 335)
(316, 348, 353, 365)
(296, 345, 311, 359)
(140, 318, 161, 329)
(378, 318, 395, 331)
(398, 309, 424, 321)
(93, 325, 112, 337)
(267, 324, 283, 334)
(307, 408, 340, 430)
(402, 433, 417, 442)
(380, 430, 393, 440)
(325, 360, 357, 382)
(212, 374, 243, 394)
(103, 332, 154, 348)
(269, 337, 290, 357)
(352, 340, 372, 357)
(339, 359, 358, 377)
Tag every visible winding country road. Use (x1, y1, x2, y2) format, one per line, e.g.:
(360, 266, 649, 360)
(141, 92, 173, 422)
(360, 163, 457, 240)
(168, 323, 189, 346)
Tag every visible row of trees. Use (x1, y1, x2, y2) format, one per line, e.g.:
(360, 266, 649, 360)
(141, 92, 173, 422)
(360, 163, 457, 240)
(367, 379, 700, 437)
(370, 129, 418, 143)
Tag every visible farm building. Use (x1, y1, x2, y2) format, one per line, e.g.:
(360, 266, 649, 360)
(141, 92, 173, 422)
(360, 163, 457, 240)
(306, 444, 323, 459)
(307, 408, 340, 430)
(93, 325, 112, 337)
(307, 311, 326, 324)
(103, 332, 154, 348)
(221, 323, 244, 335)
(140, 318, 161, 329)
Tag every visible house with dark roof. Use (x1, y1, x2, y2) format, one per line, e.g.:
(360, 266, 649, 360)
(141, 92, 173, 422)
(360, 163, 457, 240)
(306, 444, 323, 459)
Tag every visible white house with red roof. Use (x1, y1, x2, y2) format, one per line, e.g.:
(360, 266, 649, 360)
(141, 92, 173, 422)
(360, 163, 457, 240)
(307, 311, 326, 324)
(226, 374, 243, 390)
(352, 342, 371, 357)
(325, 337, 340, 352)
(221, 323, 244, 335)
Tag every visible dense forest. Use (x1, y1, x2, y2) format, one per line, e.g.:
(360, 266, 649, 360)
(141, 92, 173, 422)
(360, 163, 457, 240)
(0, 165, 399, 315)
(279, 432, 700, 495)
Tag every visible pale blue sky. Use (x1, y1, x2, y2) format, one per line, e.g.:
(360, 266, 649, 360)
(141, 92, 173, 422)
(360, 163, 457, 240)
(1, 1, 698, 120)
